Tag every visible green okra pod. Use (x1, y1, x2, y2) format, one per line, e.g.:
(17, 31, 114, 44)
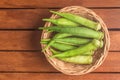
(51, 42, 77, 51)
(41, 40, 77, 51)
(40, 41, 48, 44)
(50, 48, 60, 55)
(50, 49, 93, 64)
(41, 37, 91, 46)
(39, 26, 104, 39)
(50, 11, 101, 30)
(60, 55, 93, 64)
(54, 37, 91, 45)
(51, 39, 101, 58)
(41, 39, 50, 42)
(51, 48, 94, 56)
(43, 18, 79, 27)
(42, 33, 73, 51)
(53, 33, 73, 39)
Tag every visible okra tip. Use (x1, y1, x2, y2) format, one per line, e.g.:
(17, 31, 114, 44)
(49, 54, 60, 59)
(42, 18, 49, 21)
(40, 41, 47, 44)
(50, 10, 61, 15)
(50, 10, 57, 13)
(50, 53, 63, 58)
(38, 27, 50, 30)
(49, 55, 54, 59)
(42, 18, 56, 23)
(49, 55, 56, 58)
(38, 27, 44, 30)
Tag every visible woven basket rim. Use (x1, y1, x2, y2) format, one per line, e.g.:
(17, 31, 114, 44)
(41, 6, 110, 75)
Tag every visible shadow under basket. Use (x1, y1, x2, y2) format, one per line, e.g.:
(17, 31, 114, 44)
(41, 6, 110, 75)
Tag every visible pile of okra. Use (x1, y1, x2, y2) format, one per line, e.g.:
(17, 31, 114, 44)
(40, 11, 104, 65)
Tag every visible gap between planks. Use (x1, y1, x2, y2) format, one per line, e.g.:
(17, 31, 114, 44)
(0, 7, 120, 9)
(0, 50, 118, 52)
(0, 71, 119, 74)
(0, 28, 119, 31)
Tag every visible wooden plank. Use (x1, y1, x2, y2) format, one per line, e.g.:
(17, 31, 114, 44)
(0, 52, 119, 72)
(0, 31, 41, 50)
(95, 52, 120, 72)
(0, 9, 119, 29)
(0, 9, 50, 29)
(0, 0, 119, 8)
(109, 31, 120, 51)
(93, 9, 120, 29)
(0, 31, 118, 51)
(0, 52, 56, 72)
(0, 73, 119, 80)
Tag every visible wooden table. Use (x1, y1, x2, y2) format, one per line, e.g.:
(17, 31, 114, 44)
(0, 0, 119, 80)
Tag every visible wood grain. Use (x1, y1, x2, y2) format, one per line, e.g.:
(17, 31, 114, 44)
(93, 9, 120, 29)
(0, 0, 119, 79)
(0, 73, 119, 80)
(0, 0, 119, 8)
(0, 52, 56, 72)
(0, 9, 119, 29)
(0, 31, 118, 51)
(0, 31, 41, 50)
(0, 9, 50, 29)
(0, 52, 119, 72)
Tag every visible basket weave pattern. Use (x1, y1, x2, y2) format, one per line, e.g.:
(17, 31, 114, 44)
(41, 6, 110, 75)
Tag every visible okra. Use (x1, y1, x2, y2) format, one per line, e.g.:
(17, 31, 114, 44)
(53, 33, 73, 39)
(51, 42, 77, 51)
(39, 26, 104, 39)
(54, 37, 91, 45)
(51, 39, 101, 58)
(50, 11, 101, 30)
(51, 49, 93, 64)
(50, 48, 60, 55)
(41, 40, 77, 51)
(41, 39, 50, 42)
(42, 33, 73, 51)
(60, 55, 93, 64)
(43, 18, 79, 27)
(41, 37, 91, 46)
(51, 48, 94, 56)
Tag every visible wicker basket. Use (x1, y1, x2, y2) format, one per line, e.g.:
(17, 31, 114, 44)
(41, 6, 110, 75)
